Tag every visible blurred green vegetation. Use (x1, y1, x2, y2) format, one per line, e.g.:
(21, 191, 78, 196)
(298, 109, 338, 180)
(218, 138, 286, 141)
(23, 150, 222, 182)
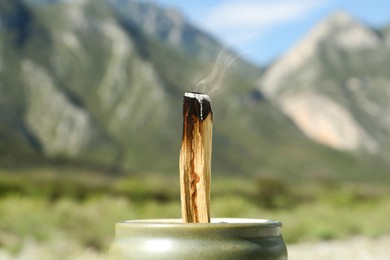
(0, 167, 390, 258)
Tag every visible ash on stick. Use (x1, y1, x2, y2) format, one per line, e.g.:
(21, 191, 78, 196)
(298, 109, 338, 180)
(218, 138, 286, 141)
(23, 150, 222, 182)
(180, 92, 213, 223)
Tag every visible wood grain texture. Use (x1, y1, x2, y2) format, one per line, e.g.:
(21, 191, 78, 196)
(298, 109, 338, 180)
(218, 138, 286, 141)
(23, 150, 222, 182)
(180, 92, 212, 223)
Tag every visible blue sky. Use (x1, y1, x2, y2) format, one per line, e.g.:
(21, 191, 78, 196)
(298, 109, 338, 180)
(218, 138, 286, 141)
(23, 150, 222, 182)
(151, 0, 390, 65)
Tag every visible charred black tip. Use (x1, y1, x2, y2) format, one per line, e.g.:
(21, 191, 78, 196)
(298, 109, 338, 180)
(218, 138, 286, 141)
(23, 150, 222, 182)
(183, 92, 212, 121)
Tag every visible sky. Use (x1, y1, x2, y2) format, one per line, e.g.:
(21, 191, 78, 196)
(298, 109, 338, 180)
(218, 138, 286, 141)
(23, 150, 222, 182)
(151, 0, 390, 66)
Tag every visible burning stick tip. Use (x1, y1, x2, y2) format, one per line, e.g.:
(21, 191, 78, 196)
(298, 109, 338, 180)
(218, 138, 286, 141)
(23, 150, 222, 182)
(183, 92, 212, 121)
(184, 92, 211, 102)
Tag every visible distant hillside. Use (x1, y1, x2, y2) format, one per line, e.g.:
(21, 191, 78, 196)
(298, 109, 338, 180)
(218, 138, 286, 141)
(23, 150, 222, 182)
(259, 12, 390, 161)
(0, 1, 388, 181)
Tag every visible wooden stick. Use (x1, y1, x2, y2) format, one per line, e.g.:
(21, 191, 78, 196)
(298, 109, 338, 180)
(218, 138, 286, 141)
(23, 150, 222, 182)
(180, 92, 212, 223)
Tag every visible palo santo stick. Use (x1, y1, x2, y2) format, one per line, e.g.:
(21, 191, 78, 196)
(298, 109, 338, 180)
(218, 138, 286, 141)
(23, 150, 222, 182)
(180, 92, 212, 223)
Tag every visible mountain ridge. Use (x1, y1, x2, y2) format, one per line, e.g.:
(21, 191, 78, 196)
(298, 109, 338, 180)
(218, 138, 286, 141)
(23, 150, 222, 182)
(259, 11, 390, 156)
(1, 0, 389, 181)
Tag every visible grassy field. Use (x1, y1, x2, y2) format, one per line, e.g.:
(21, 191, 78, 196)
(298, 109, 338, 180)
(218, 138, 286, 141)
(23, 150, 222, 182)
(1, 167, 390, 259)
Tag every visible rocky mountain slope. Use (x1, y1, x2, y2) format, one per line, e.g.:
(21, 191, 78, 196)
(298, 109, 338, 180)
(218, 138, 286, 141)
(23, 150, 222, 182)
(0, 1, 388, 180)
(0, 0, 278, 174)
(259, 12, 390, 159)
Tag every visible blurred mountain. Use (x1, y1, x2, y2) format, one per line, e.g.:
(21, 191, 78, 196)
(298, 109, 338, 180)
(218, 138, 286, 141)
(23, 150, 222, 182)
(0, 1, 388, 180)
(0, 0, 267, 173)
(259, 12, 390, 159)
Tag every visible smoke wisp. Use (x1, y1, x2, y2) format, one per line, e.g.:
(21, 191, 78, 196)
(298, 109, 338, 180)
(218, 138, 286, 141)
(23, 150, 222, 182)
(194, 49, 245, 96)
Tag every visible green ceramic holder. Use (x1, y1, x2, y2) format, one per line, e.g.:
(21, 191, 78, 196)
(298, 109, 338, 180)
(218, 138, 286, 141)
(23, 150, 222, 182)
(109, 218, 287, 259)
